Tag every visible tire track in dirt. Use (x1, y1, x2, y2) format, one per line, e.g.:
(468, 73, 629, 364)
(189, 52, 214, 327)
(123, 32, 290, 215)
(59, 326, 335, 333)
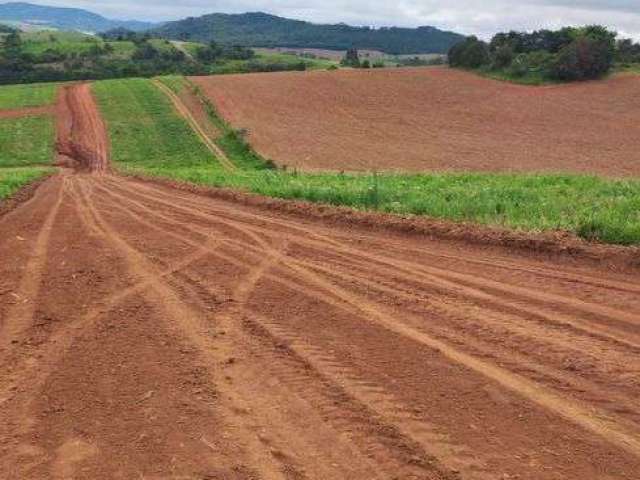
(91, 182, 460, 478)
(55, 84, 109, 173)
(94, 177, 640, 464)
(82, 175, 447, 479)
(4, 172, 640, 478)
(73, 177, 295, 480)
(0, 178, 64, 355)
(105, 177, 640, 354)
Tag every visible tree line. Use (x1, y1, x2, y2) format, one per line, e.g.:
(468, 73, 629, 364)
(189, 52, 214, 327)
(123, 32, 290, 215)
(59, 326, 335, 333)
(448, 26, 638, 81)
(0, 29, 308, 84)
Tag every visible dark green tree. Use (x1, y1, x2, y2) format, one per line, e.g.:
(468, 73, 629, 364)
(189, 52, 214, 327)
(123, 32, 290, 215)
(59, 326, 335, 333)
(341, 47, 360, 67)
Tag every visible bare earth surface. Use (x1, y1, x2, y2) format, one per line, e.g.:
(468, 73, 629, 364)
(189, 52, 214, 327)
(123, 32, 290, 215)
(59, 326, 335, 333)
(2, 82, 640, 480)
(2, 171, 640, 480)
(193, 68, 640, 175)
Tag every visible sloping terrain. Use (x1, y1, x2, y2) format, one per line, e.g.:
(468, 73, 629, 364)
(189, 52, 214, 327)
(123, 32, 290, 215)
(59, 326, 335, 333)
(0, 2, 154, 32)
(1, 83, 640, 479)
(193, 67, 640, 176)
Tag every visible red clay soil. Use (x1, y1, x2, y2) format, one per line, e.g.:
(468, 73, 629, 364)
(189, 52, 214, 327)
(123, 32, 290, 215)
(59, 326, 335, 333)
(55, 84, 110, 173)
(1, 171, 640, 479)
(193, 68, 640, 176)
(0, 106, 54, 119)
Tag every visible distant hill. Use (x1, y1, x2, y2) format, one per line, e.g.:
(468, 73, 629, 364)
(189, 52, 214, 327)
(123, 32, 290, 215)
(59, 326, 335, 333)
(0, 2, 154, 32)
(151, 12, 465, 55)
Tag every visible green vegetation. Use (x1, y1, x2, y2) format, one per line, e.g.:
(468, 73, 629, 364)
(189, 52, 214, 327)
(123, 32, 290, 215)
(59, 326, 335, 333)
(95, 77, 640, 246)
(92, 78, 215, 170)
(0, 167, 52, 199)
(0, 115, 55, 167)
(0, 81, 56, 108)
(449, 25, 637, 84)
(0, 28, 333, 84)
(150, 11, 464, 55)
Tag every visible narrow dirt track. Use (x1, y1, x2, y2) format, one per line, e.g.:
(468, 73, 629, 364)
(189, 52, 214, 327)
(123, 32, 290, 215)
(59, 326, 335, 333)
(2, 170, 640, 479)
(55, 84, 109, 173)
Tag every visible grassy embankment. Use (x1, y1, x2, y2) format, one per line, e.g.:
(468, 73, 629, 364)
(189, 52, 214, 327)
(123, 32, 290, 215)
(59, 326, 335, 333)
(93, 77, 640, 246)
(0, 83, 55, 198)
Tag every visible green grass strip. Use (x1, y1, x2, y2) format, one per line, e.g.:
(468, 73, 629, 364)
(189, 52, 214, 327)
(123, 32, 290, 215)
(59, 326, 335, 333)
(0, 83, 57, 109)
(0, 115, 55, 167)
(0, 167, 52, 199)
(93, 78, 223, 171)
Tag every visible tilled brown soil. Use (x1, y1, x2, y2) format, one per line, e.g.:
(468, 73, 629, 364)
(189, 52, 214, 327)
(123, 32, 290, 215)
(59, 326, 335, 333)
(1, 172, 640, 479)
(192, 68, 640, 176)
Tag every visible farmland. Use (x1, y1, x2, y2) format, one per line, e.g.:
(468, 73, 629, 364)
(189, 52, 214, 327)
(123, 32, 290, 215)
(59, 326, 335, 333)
(86, 77, 640, 245)
(0, 82, 56, 196)
(0, 82, 57, 109)
(2, 73, 640, 479)
(193, 67, 640, 177)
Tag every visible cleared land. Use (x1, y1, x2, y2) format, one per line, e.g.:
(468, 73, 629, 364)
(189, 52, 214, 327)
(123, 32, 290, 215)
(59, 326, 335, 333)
(193, 67, 640, 176)
(2, 96, 640, 476)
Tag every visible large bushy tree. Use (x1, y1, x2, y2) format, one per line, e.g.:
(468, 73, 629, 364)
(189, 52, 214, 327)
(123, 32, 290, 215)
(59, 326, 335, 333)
(448, 36, 490, 68)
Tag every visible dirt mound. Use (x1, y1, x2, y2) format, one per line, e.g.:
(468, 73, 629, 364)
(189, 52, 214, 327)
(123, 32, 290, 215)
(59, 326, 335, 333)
(55, 84, 110, 173)
(193, 68, 640, 176)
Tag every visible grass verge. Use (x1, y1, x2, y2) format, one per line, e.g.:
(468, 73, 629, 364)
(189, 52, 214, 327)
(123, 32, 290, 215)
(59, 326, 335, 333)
(93, 78, 220, 170)
(0, 167, 52, 199)
(0, 115, 55, 167)
(0, 82, 57, 109)
(97, 77, 640, 246)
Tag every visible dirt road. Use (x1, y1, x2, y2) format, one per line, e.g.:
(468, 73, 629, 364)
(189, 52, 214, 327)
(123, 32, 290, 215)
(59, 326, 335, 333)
(1, 169, 640, 479)
(55, 84, 109, 173)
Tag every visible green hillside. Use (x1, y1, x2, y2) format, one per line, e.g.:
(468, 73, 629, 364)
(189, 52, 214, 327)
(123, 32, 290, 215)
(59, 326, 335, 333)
(151, 12, 465, 55)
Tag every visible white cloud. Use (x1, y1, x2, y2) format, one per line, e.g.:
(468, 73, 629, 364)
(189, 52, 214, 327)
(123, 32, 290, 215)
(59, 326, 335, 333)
(24, 0, 640, 40)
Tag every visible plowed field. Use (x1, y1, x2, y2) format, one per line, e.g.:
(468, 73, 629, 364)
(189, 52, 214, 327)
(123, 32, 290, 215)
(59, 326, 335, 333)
(2, 83, 640, 479)
(193, 67, 640, 176)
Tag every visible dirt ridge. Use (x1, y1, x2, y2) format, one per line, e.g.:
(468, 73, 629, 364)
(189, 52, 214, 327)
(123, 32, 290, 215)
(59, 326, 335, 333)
(126, 173, 640, 272)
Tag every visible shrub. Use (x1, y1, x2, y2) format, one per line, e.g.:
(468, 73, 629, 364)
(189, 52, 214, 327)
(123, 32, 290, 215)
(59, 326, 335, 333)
(448, 36, 490, 69)
(551, 36, 614, 80)
(507, 54, 529, 77)
(492, 45, 514, 69)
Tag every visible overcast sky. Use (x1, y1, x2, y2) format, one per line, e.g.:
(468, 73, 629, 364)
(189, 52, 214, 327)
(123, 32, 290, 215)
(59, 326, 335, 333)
(29, 0, 640, 40)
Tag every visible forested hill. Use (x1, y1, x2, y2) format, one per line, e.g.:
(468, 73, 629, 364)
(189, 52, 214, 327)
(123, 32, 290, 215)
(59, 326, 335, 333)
(0, 2, 154, 32)
(151, 12, 465, 54)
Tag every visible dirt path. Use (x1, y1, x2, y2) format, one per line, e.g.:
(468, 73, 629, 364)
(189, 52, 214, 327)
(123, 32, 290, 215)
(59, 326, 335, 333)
(1, 169, 640, 479)
(55, 84, 110, 173)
